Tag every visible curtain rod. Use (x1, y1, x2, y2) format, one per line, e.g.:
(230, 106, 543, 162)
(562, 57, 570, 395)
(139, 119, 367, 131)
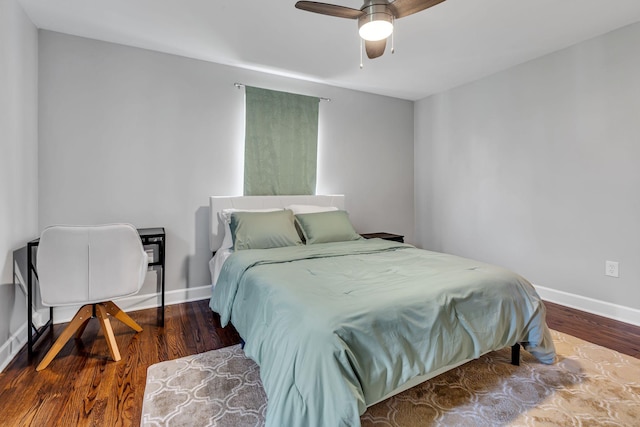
(234, 83, 331, 102)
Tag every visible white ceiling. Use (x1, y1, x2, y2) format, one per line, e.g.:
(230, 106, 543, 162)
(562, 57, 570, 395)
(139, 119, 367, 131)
(19, 0, 640, 100)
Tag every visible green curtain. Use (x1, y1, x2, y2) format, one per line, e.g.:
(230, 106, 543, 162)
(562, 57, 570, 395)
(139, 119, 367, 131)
(243, 86, 319, 196)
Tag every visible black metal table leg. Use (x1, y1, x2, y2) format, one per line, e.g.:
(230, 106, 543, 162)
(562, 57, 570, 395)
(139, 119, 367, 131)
(511, 343, 521, 366)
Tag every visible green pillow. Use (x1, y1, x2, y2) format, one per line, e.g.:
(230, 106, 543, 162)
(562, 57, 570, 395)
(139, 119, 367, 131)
(230, 210, 302, 250)
(295, 210, 363, 245)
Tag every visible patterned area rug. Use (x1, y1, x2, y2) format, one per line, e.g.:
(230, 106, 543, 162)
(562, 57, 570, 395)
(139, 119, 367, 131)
(141, 330, 640, 426)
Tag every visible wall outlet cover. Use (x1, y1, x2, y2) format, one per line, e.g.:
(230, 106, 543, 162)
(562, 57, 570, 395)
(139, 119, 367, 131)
(605, 260, 619, 278)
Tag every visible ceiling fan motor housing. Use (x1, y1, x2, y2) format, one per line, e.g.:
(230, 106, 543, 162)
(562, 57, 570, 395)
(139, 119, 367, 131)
(358, 1, 394, 41)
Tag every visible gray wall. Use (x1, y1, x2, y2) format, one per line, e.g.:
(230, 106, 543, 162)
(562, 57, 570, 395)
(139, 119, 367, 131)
(415, 23, 640, 315)
(0, 0, 38, 369)
(38, 31, 414, 297)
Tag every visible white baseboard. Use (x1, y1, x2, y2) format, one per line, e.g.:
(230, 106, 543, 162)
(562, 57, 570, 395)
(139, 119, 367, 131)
(0, 323, 28, 373)
(534, 284, 640, 327)
(0, 285, 213, 373)
(51, 285, 213, 324)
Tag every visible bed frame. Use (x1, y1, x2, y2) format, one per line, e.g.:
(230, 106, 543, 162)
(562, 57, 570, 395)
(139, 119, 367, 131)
(208, 194, 521, 407)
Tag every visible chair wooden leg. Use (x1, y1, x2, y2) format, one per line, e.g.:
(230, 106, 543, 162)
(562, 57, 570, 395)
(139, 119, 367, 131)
(102, 301, 143, 332)
(75, 317, 91, 339)
(36, 305, 94, 371)
(95, 304, 121, 362)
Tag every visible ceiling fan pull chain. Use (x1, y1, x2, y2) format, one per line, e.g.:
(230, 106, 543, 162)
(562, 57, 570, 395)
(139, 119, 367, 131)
(391, 16, 395, 54)
(360, 37, 364, 69)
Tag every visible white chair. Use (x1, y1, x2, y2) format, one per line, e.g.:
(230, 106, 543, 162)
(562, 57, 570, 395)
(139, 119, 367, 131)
(35, 224, 148, 371)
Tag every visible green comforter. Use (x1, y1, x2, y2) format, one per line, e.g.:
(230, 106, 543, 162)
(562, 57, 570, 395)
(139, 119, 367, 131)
(210, 239, 555, 427)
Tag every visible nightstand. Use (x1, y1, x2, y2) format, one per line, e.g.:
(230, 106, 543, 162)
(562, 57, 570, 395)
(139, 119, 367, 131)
(360, 232, 404, 243)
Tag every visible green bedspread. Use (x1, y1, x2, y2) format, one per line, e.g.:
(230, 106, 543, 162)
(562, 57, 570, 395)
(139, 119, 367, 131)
(210, 239, 556, 427)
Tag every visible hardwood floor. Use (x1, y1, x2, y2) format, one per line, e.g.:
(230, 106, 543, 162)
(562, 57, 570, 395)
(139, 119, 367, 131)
(0, 301, 240, 427)
(543, 300, 640, 359)
(0, 299, 638, 426)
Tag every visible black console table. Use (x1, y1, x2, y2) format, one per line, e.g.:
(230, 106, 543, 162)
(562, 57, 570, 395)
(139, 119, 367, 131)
(138, 227, 166, 327)
(26, 227, 165, 358)
(360, 232, 404, 243)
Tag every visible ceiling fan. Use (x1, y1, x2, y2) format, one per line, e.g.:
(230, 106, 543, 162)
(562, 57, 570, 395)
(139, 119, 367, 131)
(295, 0, 447, 59)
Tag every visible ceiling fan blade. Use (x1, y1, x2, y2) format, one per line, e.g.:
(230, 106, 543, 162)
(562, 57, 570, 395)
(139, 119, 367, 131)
(295, 1, 364, 19)
(389, 0, 447, 19)
(365, 39, 386, 59)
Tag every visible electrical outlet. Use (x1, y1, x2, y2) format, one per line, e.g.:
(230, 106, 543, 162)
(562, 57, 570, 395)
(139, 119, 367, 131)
(605, 260, 619, 278)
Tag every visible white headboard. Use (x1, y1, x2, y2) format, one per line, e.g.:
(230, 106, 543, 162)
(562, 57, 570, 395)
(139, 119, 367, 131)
(209, 195, 345, 252)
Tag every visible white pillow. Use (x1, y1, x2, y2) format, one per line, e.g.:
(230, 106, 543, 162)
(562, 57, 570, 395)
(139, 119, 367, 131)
(218, 208, 282, 250)
(285, 204, 339, 215)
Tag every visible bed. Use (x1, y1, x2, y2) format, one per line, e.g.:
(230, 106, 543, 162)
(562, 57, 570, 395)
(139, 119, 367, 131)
(208, 195, 556, 427)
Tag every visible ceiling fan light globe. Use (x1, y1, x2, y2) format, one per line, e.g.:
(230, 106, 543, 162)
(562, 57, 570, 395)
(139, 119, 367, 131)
(359, 20, 393, 41)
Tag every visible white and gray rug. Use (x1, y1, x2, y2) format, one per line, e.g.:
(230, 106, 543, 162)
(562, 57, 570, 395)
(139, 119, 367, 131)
(141, 330, 640, 426)
(142, 344, 267, 427)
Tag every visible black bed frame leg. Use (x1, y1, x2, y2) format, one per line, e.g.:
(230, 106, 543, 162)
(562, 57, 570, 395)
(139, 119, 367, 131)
(511, 343, 520, 366)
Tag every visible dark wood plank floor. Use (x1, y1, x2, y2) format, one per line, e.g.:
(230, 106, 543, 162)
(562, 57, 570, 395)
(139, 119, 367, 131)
(543, 300, 640, 358)
(0, 300, 638, 426)
(0, 301, 240, 427)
